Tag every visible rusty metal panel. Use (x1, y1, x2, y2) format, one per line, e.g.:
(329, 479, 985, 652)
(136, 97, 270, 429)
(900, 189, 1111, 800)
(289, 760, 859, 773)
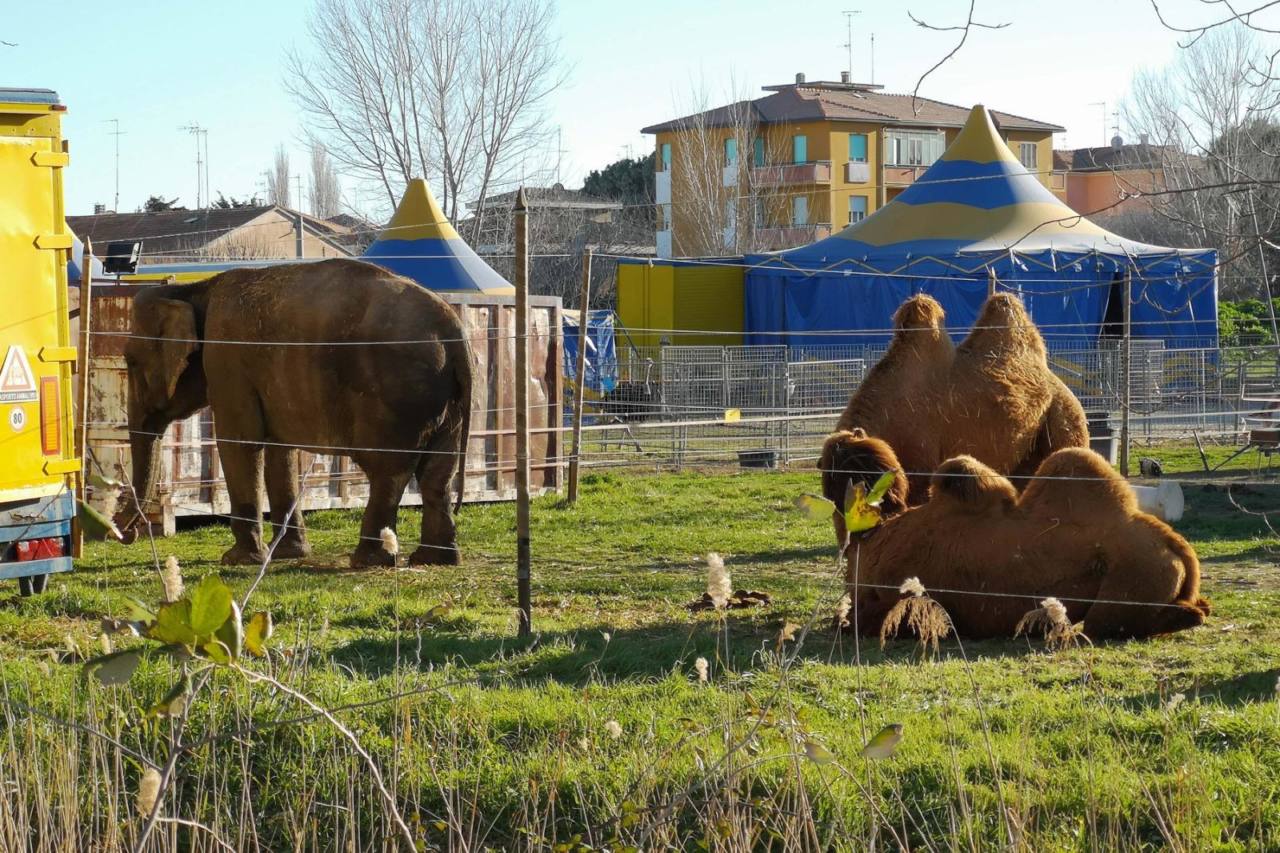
(82, 284, 563, 533)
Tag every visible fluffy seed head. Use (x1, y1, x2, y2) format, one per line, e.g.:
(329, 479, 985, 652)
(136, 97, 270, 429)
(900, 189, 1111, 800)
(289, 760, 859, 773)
(604, 720, 623, 739)
(694, 656, 709, 683)
(161, 556, 184, 603)
(899, 577, 925, 598)
(835, 593, 852, 627)
(379, 527, 399, 557)
(137, 767, 161, 815)
(706, 553, 732, 609)
(1041, 597, 1068, 626)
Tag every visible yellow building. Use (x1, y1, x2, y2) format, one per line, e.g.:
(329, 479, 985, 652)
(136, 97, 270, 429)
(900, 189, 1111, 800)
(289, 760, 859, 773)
(641, 73, 1065, 257)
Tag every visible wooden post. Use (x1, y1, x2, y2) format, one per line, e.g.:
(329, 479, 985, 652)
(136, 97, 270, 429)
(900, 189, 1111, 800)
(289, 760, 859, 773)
(1120, 272, 1132, 478)
(514, 188, 532, 637)
(567, 249, 593, 504)
(987, 266, 997, 297)
(73, 238, 94, 558)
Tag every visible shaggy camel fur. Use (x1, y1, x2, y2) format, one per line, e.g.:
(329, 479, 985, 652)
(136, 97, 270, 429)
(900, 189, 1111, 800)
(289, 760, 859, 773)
(832, 295, 954, 504)
(836, 437, 1209, 640)
(823, 293, 1089, 524)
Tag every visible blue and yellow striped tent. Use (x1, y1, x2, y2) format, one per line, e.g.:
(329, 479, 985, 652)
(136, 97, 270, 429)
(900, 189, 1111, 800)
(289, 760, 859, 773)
(744, 105, 1217, 348)
(363, 178, 515, 295)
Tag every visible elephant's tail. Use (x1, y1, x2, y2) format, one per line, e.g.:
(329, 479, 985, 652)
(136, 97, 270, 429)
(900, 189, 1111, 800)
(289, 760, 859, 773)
(452, 337, 474, 515)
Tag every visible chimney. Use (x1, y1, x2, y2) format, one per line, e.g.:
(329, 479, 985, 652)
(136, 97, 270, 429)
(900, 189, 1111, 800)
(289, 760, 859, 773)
(840, 71, 851, 84)
(1139, 132, 1150, 145)
(93, 203, 106, 215)
(795, 72, 806, 85)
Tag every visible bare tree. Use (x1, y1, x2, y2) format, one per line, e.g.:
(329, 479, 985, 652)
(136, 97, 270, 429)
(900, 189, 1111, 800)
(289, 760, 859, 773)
(308, 141, 343, 219)
(1121, 23, 1280, 298)
(267, 144, 291, 208)
(285, 0, 562, 230)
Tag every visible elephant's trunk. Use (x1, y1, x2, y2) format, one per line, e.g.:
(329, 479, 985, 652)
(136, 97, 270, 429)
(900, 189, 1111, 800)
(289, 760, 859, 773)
(116, 426, 163, 544)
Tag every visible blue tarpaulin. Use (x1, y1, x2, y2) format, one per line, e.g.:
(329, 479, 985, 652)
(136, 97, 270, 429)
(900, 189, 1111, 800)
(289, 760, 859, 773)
(563, 309, 618, 395)
(743, 106, 1218, 349)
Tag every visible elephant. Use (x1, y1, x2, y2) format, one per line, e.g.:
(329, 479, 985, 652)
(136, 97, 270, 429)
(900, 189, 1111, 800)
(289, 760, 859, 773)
(118, 258, 474, 568)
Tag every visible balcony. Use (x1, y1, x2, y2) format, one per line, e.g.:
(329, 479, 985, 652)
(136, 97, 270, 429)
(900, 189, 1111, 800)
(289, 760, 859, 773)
(883, 165, 928, 186)
(755, 222, 832, 250)
(750, 161, 832, 188)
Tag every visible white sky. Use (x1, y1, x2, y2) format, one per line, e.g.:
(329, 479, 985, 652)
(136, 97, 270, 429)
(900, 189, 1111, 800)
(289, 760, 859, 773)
(3, 0, 1276, 218)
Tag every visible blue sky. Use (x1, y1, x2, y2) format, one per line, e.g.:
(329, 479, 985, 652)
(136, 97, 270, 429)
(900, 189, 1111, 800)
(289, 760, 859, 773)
(1, 0, 1267, 218)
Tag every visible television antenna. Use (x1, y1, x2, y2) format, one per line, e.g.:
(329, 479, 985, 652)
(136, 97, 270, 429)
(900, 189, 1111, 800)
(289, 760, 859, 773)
(842, 10, 861, 81)
(103, 119, 125, 212)
(178, 123, 208, 208)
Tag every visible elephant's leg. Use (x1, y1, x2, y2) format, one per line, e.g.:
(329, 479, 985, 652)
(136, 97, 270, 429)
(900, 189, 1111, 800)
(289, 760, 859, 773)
(218, 440, 266, 565)
(409, 441, 462, 566)
(350, 453, 413, 569)
(264, 445, 311, 559)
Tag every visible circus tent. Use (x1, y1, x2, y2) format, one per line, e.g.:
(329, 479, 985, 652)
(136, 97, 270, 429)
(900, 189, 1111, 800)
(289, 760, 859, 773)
(743, 105, 1217, 348)
(362, 178, 514, 295)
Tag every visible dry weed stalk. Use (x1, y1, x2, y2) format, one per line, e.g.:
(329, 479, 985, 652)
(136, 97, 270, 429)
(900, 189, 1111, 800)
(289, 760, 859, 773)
(879, 577, 952, 654)
(1014, 597, 1089, 651)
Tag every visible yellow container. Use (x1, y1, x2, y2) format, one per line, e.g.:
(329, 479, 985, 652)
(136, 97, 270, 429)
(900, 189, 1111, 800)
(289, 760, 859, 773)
(616, 259, 743, 347)
(0, 88, 78, 592)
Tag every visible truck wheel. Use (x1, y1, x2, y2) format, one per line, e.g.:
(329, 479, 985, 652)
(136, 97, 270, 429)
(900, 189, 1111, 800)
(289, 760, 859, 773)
(18, 573, 49, 597)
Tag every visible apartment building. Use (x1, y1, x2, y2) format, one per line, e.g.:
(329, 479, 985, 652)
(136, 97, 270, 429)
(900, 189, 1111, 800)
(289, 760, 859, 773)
(641, 73, 1064, 257)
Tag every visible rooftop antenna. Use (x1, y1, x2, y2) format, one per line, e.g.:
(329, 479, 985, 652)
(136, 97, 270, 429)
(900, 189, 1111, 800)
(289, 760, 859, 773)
(842, 10, 861, 82)
(1088, 101, 1106, 147)
(104, 119, 125, 212)
(870, 32, 875, 84)
(179, 123, 204, 208)
(556, 126, 567, 184)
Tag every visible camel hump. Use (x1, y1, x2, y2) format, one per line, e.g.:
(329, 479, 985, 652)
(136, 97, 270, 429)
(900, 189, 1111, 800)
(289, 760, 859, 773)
(1022, 447, 1137, 514)
(893, 294, 946, 330)
(929, 455, 1018, 508)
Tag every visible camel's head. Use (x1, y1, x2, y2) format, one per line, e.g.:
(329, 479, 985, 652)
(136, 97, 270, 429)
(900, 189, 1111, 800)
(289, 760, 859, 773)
(928, 455, 1019, 511)
(893, 294, 946, 332)
(819, 429, 910, 543)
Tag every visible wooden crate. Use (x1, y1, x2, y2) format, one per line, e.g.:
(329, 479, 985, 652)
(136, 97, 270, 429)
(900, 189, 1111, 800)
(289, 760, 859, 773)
(80, 283, 563, 534)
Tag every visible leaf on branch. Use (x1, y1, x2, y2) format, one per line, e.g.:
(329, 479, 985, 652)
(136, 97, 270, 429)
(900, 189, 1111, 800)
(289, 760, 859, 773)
(215, 600, 244, 660)
(77, 499, 122, 542)
(148, 673, 192, 718)
(244, 611, 273, 658)
(866, 471, 897, 506)
(188, 575, 233, 637)
(85, 649, 141, 686)
(202, 638, 233, 665)
(148, 600, 196, 647)
(843, 480, 883, 535)
(794, 493, 837, 521)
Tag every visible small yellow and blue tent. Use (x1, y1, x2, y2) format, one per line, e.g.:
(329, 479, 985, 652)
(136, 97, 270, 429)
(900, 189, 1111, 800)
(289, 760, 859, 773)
(362, 178, 514, 295)
(744, 105, 1217, 349)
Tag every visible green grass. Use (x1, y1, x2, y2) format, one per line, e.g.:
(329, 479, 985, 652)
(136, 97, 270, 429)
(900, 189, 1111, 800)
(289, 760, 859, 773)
(2, 451, 1279, 850)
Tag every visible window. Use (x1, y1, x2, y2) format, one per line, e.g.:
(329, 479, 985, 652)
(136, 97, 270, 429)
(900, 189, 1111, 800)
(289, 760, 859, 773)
(884, 130, 945, 166)
(753, 136, 765, 167)
(848, 195, 868, 224)
(792, 196, 808, 226)
(1018, 141, 1038, 170)
(660, 142, 672, 171)
(848, 133, 868, 163)
(792, 134, 807, 164)
(724, 137, 738, 166)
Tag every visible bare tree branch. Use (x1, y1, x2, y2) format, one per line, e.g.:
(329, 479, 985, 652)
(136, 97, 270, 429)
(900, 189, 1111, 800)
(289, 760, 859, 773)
(908, 1, 1010, 114)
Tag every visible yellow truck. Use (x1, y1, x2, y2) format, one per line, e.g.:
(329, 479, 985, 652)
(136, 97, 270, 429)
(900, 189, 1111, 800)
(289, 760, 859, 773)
(0, 88, 79, 595)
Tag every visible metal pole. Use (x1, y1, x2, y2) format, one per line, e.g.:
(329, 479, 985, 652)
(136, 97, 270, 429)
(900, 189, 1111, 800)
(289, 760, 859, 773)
(294, 210, 304, 259)
(1120, 272, 1132, 477)
(1248, 191, 1280, 350)
(567, 248, 592, 504)
(514, 188, 532, 637)
(987, 266, 997, 297)
(73, 238, 95, 558)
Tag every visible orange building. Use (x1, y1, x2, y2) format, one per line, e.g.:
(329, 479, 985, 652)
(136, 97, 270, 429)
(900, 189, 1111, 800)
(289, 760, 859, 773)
(1054, 137, 1169, 218)
(641, 73, 1064, 257)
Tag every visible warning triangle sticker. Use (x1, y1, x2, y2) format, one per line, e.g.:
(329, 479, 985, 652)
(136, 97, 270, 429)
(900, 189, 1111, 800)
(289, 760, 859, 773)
(0, 345, 38, 402)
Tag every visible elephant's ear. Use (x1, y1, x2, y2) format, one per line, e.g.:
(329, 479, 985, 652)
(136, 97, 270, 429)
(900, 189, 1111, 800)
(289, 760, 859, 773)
(153, 298, 200, 400)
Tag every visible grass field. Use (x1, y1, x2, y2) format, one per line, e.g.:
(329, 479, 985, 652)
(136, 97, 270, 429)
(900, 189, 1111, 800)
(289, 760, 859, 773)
(3, 443, 1279, 851)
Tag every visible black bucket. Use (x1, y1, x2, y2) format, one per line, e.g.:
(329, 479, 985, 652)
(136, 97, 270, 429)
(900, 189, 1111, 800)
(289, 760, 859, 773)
(738, 449, 778, 469)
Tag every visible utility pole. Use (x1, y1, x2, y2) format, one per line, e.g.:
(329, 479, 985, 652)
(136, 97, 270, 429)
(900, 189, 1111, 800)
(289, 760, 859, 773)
(179, 123, 204, 208)
(201, 128, 209, 209)
(842, 10, 861, 81)
(104, 120, 125, 212)
(1120, 272, 1132, 478)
